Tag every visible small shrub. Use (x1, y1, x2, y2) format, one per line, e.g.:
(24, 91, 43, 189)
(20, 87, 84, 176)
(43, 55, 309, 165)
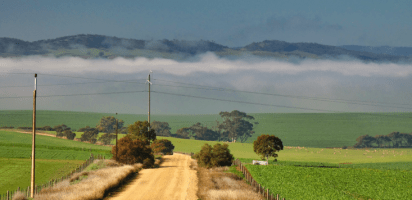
(143, 157, 154, 168)
(342, 146, 348, 149)
(150, 139, 175, 155)
(194, 143, 234, 169)
(111, 136, 154, 165)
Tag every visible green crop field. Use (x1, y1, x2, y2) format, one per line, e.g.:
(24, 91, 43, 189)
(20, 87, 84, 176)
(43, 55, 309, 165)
(246, 164, 412, 200)
(0, 158, 83, 194)
(0, 130, 112, 194)
(2, 110, 412, 148)
(2, 110, 412, 199)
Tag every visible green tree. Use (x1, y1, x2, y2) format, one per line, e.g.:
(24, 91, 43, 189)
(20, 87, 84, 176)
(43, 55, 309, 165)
(375, 135, 391, 148)
(387, 132, 402, 148)
(127, 121, 156, 144)
(99, 133, 116, 145)
(217, 110, 257, 143)
(96, 116, 124, 133)
(151, 121, 172, 137)
(175, 127, 192, 139)
(253, 134, 283, 162)
(64, 130, 76, 140)
(80, 128, 99, 144)
(54, 124, 71, 138)
(354, 135, 376, 148)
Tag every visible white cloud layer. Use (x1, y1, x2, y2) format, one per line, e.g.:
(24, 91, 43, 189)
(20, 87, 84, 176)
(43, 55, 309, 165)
(1, 52, 412, 77)
(1, 53, 412, 114)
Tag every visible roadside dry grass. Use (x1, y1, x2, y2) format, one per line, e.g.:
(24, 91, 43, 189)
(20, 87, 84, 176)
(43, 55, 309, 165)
(33, 160, 143, 200)
(192, 160, 265, 200)
(12, 191, 27, 200)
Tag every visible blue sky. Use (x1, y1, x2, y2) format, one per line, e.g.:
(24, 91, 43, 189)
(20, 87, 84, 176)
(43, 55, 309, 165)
(0, 0, 411, 47)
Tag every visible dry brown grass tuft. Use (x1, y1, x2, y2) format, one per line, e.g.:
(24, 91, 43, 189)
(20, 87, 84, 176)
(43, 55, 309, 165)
(34, 162, 141, 200)
(104, 159, 122, 167)
(12, 191, 27, 200)
(196, 165, 264, 200)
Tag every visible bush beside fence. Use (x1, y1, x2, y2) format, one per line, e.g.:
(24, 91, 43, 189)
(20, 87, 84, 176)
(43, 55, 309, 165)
(233, 159, 286, 200)
(0, 154, 105, 200)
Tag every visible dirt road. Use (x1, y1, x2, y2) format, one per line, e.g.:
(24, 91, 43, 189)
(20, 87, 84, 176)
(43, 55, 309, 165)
(108, 153, 198, 200)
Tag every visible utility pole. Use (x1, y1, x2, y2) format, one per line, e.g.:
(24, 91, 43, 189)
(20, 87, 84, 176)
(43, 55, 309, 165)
(115, 113, 118, 161)
(146, 71, 152, 131)
(148, 74, 150, 124)
(30, 74, 37, 198)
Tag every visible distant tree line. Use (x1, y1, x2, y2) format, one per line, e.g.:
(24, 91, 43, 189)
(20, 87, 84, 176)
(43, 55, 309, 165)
(151, 110, 258, 143)
(353, 132, 412, 148)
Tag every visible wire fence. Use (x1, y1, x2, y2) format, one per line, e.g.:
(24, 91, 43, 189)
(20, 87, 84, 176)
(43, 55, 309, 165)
(233, 159, 286, 200)
(0, 154, 105, 200)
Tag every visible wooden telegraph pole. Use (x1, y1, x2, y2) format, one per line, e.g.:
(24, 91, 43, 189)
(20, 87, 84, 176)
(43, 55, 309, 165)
(115, 113, 118, 161)
(147, 73, 152, 127)
(31, 73, 37, 198)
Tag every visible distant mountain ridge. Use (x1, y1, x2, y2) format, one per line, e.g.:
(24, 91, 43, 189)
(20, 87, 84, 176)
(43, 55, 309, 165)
(0, 34, 410, 62)
(339, 45, 412, 57)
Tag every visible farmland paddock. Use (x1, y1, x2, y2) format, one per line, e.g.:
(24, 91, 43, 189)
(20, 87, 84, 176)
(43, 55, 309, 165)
(233, 159, 286, 200)
(0, 154, 105, 200)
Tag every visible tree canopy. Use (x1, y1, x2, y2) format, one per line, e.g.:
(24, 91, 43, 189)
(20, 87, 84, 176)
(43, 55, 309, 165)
(127, 120, 156, 144)
(96, 116, 124, 134)
(354, 132, 412, 148)
(253, 134, 283, 161)
(175, 122, 220, 141)
(151, 121, 172, 137)
(80, 128, 99, 144)
(217, 110, 257, 143)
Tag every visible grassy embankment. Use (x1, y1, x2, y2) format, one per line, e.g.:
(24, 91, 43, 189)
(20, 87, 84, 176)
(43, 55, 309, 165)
(0, 130, 112, 194)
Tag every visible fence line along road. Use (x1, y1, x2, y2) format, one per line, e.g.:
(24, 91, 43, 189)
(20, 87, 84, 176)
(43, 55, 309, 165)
(175, 152, 285, 200)
(233, 159, 286, 200)
(0, 154, 105, 200)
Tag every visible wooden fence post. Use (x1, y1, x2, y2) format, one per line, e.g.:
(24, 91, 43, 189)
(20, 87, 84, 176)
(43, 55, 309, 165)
(6, 191, 9, 200)
(267, 188, 269, 199)
(277, 194, 279, 200)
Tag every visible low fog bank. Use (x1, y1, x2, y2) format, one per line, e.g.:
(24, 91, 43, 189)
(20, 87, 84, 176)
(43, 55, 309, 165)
(1, 53, 412, 114)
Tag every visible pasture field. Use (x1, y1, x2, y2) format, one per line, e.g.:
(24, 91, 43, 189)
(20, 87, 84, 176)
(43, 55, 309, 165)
(161, 137, 412, 199)
(0, 130, 112, 194)
(157, 136, 412, 170)
(246, 164, 412, 200)
(2, 110, 412, 148)
(0, 158, 83, 194)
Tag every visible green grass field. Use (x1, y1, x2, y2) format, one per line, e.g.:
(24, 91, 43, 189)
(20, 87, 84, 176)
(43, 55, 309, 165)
(2, 110, 412, 199)
(0, 130, 112, 194)
(2, 110, 412, 148)
(246, 164, 412, 200)
(0, 158, 83, 194)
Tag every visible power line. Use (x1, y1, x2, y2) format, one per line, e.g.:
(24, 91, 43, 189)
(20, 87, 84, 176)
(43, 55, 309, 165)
(0, 90, 146, 99)
(0, 79, 147, 89)
(151, 90, 341, 113)
(153, 78, 412, 108)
